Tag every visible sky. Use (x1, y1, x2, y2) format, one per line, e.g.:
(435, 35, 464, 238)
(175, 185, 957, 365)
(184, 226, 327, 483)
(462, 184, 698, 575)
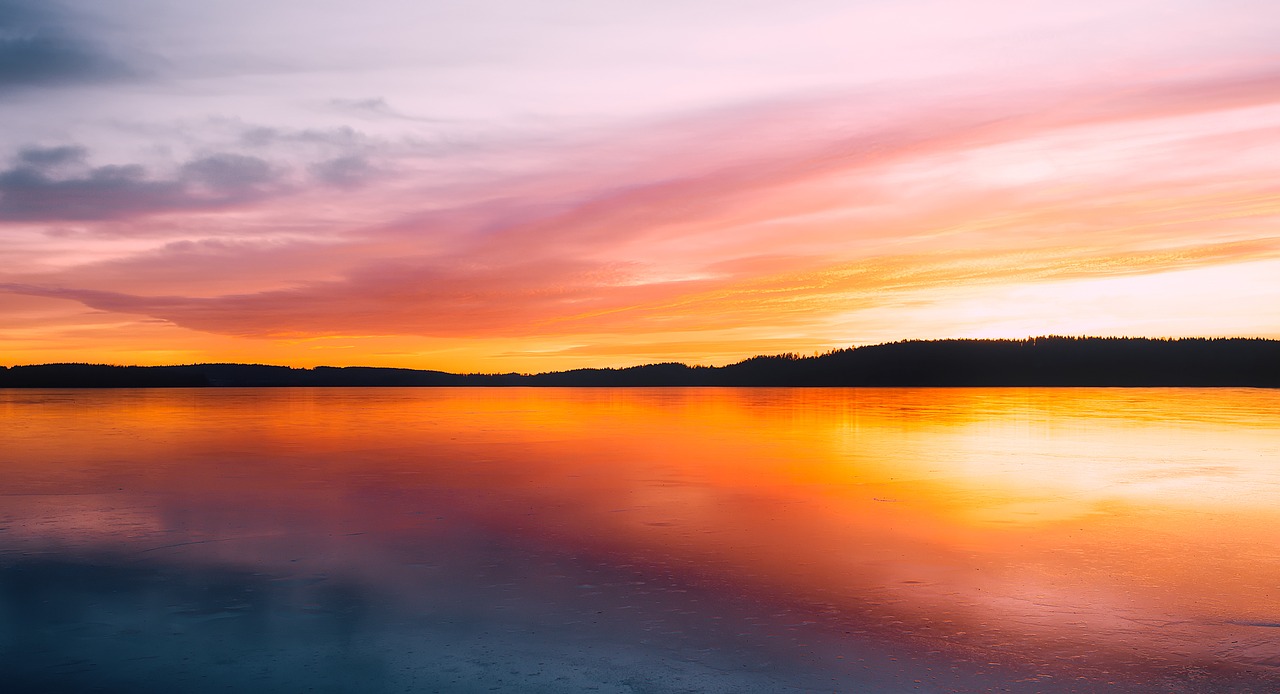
(1, 0, 1279, 372)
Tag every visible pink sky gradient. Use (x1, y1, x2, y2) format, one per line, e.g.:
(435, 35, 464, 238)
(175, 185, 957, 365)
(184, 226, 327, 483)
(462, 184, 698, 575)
(2, 0, 1279, 371)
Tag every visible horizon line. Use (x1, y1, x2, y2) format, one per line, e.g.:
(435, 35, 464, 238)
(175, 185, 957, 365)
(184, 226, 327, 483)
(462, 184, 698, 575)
(6, 335, 1277, 376)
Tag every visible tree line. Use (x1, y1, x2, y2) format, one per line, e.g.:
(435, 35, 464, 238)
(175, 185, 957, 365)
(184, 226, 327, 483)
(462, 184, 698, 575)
(2, 337, 1277, 388)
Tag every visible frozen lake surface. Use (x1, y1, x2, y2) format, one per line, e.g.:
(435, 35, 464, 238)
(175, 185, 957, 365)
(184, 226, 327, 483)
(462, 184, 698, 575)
(2, 387, 1279, 692)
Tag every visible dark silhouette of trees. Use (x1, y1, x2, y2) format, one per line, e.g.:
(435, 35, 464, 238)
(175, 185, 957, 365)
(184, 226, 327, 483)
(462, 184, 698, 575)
(0, 363, 210, 388)
(2, 337, 1277, 388)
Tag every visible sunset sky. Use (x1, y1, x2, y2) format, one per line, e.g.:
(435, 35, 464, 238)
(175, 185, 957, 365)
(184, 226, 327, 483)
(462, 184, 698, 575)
(2, 0, 1279, 372)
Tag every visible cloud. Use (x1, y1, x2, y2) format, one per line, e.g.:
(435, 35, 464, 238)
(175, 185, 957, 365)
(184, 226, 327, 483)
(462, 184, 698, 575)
(181, 153, 274, 195)
(327, 97, 396, 118)
(17, 144, 86, 167)
(6, 236, 1276, 343)
(239, 125, 367, 149)
(326, 97, 450, 123)
(309, 155, 377, 189)
(11, 236, 368, 297)
(0, 255, 650, 338)
(0, 148, 286, 221)
(0, 0, 133, 91)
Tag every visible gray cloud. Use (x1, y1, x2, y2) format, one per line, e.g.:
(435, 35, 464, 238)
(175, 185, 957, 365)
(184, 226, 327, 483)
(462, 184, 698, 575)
(239, 125, 367, 149)
(0, 0, 133, 90)
(182, 153, 274, 194)
(329, 97, 394, 116)
(18, 144, 86, 167)
(0, 147, 285, 221)
(326, 97, 449, 123)
(309, 155, 376, 189)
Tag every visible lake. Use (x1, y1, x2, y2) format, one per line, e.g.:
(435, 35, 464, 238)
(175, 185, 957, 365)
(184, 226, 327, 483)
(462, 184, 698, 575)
(2, 387, 1278, 692)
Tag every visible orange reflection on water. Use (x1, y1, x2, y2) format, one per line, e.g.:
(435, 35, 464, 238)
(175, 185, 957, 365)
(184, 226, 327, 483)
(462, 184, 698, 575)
(3, 387, 1279, 687)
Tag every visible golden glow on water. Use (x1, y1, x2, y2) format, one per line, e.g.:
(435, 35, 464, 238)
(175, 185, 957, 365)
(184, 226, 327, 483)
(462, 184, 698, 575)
(2, 387, 1279, 687)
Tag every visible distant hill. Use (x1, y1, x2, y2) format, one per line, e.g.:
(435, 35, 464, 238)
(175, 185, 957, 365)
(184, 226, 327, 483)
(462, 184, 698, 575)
(2, 337, 1278, 388)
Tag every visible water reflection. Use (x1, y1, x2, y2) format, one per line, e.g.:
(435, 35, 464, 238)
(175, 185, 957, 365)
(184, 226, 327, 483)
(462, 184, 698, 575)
(2, 387, 1279, 691)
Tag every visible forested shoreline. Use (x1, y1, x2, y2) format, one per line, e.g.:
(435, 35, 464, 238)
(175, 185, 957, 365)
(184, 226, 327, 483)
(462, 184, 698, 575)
(3, 337, 1277, 388)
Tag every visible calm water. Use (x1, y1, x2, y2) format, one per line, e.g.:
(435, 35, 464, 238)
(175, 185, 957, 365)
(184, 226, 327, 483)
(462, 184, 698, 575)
(2, 387, 1279, 692)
